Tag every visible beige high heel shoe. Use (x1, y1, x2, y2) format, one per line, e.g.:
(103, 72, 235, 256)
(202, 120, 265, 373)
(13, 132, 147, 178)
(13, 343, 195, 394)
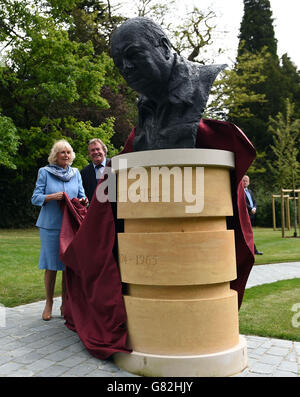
(42, 301, 53, 321)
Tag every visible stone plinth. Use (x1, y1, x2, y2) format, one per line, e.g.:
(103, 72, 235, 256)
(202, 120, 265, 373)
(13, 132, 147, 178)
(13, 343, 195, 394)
(111, 149, 248, 377)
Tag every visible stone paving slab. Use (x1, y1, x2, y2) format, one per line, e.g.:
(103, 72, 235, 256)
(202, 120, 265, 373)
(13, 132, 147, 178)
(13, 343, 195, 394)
(0, 262, 299, 377)
(246, 262, 300, 288)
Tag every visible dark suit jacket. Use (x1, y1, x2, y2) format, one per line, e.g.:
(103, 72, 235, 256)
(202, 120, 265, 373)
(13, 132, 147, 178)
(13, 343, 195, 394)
(80, 160, 110, 202)
(244, 188, 257, 226)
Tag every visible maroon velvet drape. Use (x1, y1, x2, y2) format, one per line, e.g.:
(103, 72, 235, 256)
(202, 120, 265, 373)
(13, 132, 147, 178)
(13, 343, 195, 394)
(59, 194, 131, 360)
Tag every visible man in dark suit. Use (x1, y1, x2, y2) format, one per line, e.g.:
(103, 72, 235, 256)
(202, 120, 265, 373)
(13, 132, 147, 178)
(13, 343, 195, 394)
(81, 139, 109, 203)
(242, 175, 263, 255)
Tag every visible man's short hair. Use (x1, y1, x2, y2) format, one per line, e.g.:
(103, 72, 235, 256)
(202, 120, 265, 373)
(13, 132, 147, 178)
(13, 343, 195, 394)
(88, 138, 108, 155)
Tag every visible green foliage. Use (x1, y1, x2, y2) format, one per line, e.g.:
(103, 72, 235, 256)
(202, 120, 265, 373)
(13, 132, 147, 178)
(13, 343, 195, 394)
(248, 101, 300, 229)
(0, 15, 116, 167)
(0, 0, 122, 227)
(233, 0, 300, 190)
(249, 186, 277, 227)
(235, 0, 279, 150)
(247, 151, 267, 177)
(63, 116, 118, 167)
(268, 99, 300, 190)
(279, 54, 300, 119)
(238, 0, 277, 58)
(2, 24, 111, 114)
(249, 99, 300, 227)
(62, 0, 136, 149)
(15, 116, 117, 172)
(206, 46, 268, 120)
(0, 114, 19, 169)
(232, 54, 285, 152)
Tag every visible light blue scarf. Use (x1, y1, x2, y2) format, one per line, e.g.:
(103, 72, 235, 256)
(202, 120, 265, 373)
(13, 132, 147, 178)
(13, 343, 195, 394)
(45, 164, 76, 182)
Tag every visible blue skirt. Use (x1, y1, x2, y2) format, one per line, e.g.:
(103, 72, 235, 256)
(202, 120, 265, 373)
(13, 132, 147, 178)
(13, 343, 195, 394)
(38, 228, 65, 271)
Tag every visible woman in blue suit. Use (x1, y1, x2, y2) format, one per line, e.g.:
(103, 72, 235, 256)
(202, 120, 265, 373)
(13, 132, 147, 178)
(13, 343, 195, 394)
(32, 140, 88, 321)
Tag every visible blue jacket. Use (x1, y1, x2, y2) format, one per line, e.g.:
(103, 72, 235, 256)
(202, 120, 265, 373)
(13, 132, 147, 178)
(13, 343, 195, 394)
(31, 167, 86, 230)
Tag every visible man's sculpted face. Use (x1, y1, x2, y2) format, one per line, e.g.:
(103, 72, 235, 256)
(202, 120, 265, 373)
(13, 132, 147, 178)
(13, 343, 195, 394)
(111, 17, 226, 151)
(111, 27, 173, 100)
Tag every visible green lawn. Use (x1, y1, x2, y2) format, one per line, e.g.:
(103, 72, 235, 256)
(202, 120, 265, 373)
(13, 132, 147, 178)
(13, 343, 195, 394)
(0, 228, 62, 307)
(240, 278, 300, 342)
(252, 227, 300, 265)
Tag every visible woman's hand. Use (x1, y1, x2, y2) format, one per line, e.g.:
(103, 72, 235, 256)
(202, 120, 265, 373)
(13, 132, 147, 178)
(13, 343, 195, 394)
(53, 192, 64, 201)
(45, 192, 64, 202)
(79, 197, 89, 207)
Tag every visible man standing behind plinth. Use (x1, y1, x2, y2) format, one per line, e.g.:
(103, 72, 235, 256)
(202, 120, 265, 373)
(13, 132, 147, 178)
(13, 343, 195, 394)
(242, 175, 263, 255)
(81, 138, 110, 203)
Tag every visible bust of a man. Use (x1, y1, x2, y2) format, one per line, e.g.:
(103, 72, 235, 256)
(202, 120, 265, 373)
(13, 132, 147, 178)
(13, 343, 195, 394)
(111, 17, 226, 151)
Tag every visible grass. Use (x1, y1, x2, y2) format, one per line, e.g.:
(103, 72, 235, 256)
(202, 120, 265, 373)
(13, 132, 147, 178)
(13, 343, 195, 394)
(0, 228, 62, 307)
(239, 278, 300, 342)
(252, 227, 300, 265)
(0, 227, 299, 342)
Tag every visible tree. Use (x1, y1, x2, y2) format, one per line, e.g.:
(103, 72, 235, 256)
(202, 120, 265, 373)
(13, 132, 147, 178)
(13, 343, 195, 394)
(233, 0, 284, 152)
(205, 46, 268, 121)
(52, 0, 124, 54)
(169, 7, 217, 63)
(134, 0, 175, 27)
(0, 0, 118, 227)
(268, 99, 300, 235)
(128, 0, 219, 64)
(279, 54, 300, 119)
(0, 114, 19, 169)
(0, 15, 116, 166)
(231, 0, 300, 195)
(237, 0, 277, 58)
(268, 99, 300, 190)
(57, 0, 138, 149)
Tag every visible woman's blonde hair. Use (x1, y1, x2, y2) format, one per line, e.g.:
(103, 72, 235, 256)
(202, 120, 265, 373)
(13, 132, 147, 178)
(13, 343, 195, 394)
(48, 139, 75, 165)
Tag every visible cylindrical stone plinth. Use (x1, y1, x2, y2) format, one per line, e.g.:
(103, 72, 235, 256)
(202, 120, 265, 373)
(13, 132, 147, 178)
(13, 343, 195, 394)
(111, 149, 247, 377)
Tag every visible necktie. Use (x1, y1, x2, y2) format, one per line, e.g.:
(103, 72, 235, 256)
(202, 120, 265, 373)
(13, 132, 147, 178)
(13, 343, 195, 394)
(245, 188, 254, 208)
(95, 164, 103, 180)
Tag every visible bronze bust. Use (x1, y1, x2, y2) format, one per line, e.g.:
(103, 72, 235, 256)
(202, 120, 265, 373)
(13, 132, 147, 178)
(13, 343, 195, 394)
(111, 17, 226, 151)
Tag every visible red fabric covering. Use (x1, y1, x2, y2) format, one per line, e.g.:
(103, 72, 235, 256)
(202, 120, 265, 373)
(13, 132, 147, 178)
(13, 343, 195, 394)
(196, 119, 256, 307)
(122, 119, 256, 308)
(59, 118, 255, 360)
(59, 193, 131, 360)
(59, 195, 87, 258)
